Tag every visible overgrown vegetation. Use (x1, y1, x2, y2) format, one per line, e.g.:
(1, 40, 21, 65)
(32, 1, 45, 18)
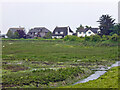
(61, 66, 119, 88)
(2, 67, 92, 88)
(2, 40, 118, 88)
(63, 34, 120, 42)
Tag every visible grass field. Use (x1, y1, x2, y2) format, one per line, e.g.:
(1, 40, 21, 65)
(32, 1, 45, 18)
(2, 40, 118, 88)
(60, 66, 119, 88)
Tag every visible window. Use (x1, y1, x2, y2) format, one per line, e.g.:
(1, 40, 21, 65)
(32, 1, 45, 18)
(55, 32, 58, 34)
(60, 32, 63, 34)
(88, 32, 91, 34)
(79, 32, 81, 34)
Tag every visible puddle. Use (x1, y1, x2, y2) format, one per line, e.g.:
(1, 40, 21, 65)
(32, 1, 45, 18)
(73, 61, 120, 85)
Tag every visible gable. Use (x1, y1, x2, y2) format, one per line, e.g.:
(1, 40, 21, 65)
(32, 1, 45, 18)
(53, 26, 73, 36)
(86, 30, 95, 34)
(53, 27, 68, 35)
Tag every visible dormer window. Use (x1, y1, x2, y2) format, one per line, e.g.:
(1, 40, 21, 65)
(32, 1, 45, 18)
(60, 32, 63, 34)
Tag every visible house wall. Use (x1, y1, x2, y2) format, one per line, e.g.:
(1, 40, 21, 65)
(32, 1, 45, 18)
(67, 27, 73, 35)
(68, 31, 73, 35)
(40, 32, 45, 37)
(77, 32, 86, 37)
(52, 36, 62, 39)
(77, 30, 96, 37)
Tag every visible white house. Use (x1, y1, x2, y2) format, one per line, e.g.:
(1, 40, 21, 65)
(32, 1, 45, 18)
(52, 26, 74, 38)
(77, 28, 101, 37)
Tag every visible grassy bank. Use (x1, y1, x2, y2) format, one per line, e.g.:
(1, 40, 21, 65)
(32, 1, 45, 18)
(60, 66, 119, 88)
(2, 40, 118, 88)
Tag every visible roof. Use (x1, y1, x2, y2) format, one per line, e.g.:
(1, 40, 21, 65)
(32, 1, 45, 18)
(52, 26, 73, 36)
(8, 28, 25, 33)
(28, 27, 50, 33)
(77, 28, 99, 34)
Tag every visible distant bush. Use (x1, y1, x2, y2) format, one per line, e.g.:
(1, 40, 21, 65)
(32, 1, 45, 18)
(64, 35, 80, 41)
(101, 35, 110, 41)
(54, 37, 57, 39)
(84, 36, 91, 41)
(20, 38, 25, 40)
(90, 35, 101, 42)
(110, 34, 119, 41)
(43, 32, 52, 39)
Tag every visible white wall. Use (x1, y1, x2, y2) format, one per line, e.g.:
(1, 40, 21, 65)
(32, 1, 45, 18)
(86, 30, 95, 36)
(67, 27, 73, 35)
(77, 30, 96, 37)
(52, 36, 62, 38)
(68, 31, 73, 35)
(77, 32, 86, 37)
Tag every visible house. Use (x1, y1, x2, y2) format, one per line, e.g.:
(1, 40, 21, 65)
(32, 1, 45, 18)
(52, 26, 74, 38)
(7, 27, 26, 38)
(0, 34, 8, 38)
(27, 27, 51, 38)
(76, 28, 101, 37)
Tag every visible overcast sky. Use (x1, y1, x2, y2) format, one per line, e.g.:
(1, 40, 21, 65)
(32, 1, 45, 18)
(0, 0, 119, 34)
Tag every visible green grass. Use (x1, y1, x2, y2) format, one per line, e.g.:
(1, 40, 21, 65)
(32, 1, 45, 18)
(60, 66, 119, 88)
(2, 40, 118, 88)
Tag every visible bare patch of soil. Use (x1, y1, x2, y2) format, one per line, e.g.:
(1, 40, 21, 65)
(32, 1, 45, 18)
(3, 65, 28, 72)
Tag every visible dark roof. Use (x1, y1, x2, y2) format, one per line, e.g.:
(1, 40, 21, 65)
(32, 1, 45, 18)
(89, 28, 99, 33)
(8, 28, 25, 33)
(77, 28, 99, 34)
(77, 28, 85, 32)
(28, 27, 50, 33)
(52, 26, 73, 36)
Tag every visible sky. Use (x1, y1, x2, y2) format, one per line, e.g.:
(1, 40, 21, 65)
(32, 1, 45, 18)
(0, 0, 119, 34)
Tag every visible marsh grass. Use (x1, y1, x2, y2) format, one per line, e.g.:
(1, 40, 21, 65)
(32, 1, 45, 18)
(61, 66, 119, 88)
(2, 40, 118, 88)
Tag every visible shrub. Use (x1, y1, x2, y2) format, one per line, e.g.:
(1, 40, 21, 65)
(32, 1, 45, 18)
(54, 37, 57, 39)
(43, 32, 52, 39)
(34, 37, 38, 39)
(110, 34, 119, 41)
(90, 35, 101, 42)
(101, 35, 110, 41)
(84, 36, 91, 41)
(63, 35, 80, 41)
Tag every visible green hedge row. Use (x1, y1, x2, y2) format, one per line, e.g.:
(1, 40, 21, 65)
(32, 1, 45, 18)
(63, 34, 120, 42)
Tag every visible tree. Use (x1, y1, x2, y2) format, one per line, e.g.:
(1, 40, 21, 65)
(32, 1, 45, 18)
(110, 23, 120, 35)
(110, 34, 119, 41)
(85, 25, 91, 29)
(14, 31, 19, 39)
(76, 24, 84, 32)
(17, 30, 26, 38)
(43, 32, 52, 39)
(97, 14, 115, 35)
(90, 35, 101, 42)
